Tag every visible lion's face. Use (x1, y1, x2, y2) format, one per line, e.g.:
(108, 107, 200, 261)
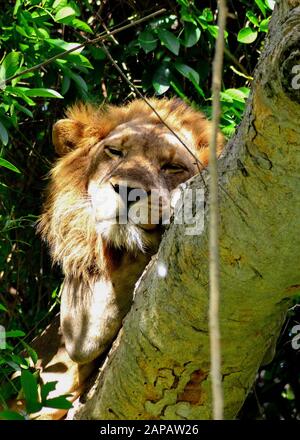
(39, 98, 223, 278)
(87, 119, 198, 253)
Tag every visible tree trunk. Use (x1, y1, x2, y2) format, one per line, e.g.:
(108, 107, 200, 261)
(75, 1, 300, 420)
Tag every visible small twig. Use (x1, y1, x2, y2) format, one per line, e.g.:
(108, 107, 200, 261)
(223, 47, 250, 78)
(100, 21, 136, 97)
(209, 0, 227, 421)
(0, 9, 166, 88)
(101, 21, 119, 45)
(101, 42, 207, 184)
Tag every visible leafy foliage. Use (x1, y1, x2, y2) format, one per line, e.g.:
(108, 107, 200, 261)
(0, 0, 298, 420)
(239, 299, 300, 420)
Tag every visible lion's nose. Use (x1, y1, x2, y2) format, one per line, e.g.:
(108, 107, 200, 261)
(111, 183, 149, 210)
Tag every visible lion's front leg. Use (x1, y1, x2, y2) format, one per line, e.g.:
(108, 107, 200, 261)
(60, 276, 133, 364)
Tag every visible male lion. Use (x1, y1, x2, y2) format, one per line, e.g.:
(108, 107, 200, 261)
(27, 98, 223, 418)
(11, 99, 223, 419)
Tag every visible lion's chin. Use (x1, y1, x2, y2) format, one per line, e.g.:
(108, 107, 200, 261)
(95, 221, 156, 253)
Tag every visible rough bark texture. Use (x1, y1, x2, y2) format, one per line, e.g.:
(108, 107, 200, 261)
(75, 1, 300, 420)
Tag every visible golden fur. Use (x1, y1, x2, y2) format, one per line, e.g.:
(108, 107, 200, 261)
(38, 98, 223, 280)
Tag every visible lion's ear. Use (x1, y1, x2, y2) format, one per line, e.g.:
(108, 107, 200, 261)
(52, 119, 85, 156)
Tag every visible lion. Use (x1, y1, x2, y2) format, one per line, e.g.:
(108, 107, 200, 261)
(6, 98, 223, 419)
(38, 97, 223, 366)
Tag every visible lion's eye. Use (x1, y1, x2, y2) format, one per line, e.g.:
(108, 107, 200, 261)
(162, 163, 186, 174)
(104, 146, 123, 159)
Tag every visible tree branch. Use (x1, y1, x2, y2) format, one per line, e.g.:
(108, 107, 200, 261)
(0, 9, 165, 88)
(208, 0, 227, 421)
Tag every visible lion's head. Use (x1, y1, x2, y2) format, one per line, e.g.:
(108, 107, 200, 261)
(39, 98, 223, 279)
(38, 98, 223, 363)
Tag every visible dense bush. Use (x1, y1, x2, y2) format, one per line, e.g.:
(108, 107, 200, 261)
(0, 0, 299, 420)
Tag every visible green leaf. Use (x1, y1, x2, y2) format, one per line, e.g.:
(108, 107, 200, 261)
(0, 52, 22, 84)
(255, 0, 266, 16)
(44, 396, 73, 410)
(13, 0, 22, 16)
(90, 46, 106, 60)
(180, 8, 197, 25)
(201, 8, 214, 22)
(20, 341, 39, 365)
(61, 75, 71, 95)
(246, 11, 259, 27)
(69, 72, 88, 93)
(152, 63, 171, 95)
(169, 79, 190, 102)
(207, 25, 228, 40)
(0, 410, 25, 420)
(55, 6, 77, 22)
(46, 38, 83, 53)
(157, 29, 180, 55)
(138, 30, 157, 53)
(174, 62, 199, 84)
(207, 25, 218, 38)
(53, 0, 68, 8)
(221, 123, 236, 137)
(66, 53, 93, 69)
(34, 27, 50, 39)
(69, 18, 93, 34)
(14, 102, 34, 118)
(282, 384, 295, 401)
(50, 41, 93, 69)
(6, 361, 21, 371)
(5, 329, 25, 337)
(190, 79, 205, 99)
(41, 381, 58, 402)
(237, 27, 258, 44)
(182, 23, 201, 48)
(11, 354, 28, 368)
(0, 122, 9, 146)
(21, 370, 42, 414)
(51, 287, 59, 298)
(7, 86, 63, 100)
(238, 87, 251, 97)
(260, 17, 270, 32)
(0, 303, 8, 312)
(0, 158, 21, 173)
(15, 24, 30, 38)
(220, 92, 236, 103)
(221, 88, 250, 103)
(23, 88, 63, 99)
(4, 86, 36, 106)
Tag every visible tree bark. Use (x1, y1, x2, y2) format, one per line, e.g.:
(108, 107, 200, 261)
(75, 1, 300, 420)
